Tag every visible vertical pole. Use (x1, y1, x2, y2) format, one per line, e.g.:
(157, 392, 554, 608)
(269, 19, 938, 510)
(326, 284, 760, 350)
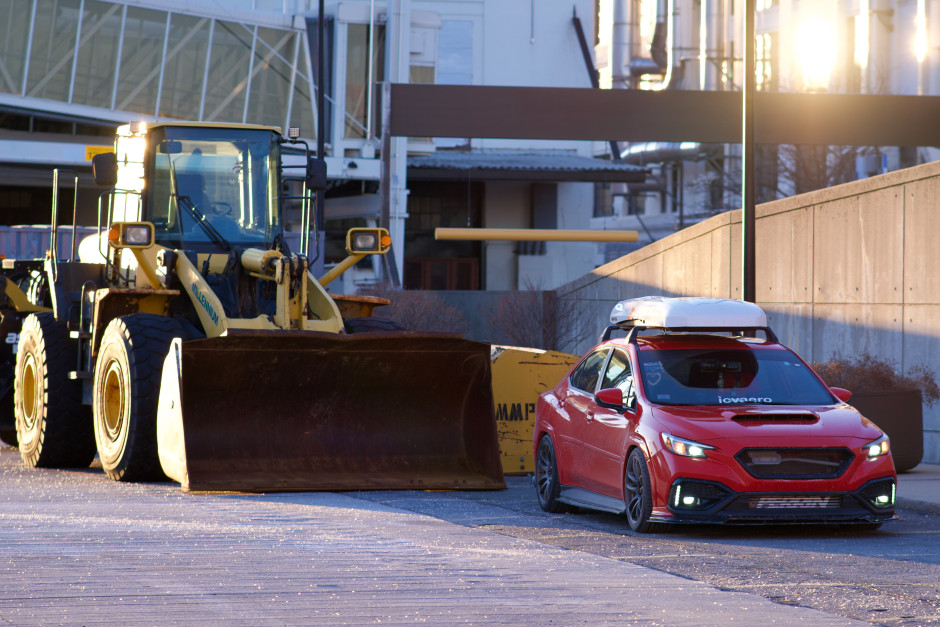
(742, 0, 756, 302)
(199, 20, 215, 121)
(315, 0, 326, 269)
(156, 13, 171, 116)
(111, 5, 127, 110)
(68, 0, 84, 104)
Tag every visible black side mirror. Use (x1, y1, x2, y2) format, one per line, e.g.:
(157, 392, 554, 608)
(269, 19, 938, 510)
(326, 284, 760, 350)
(306, 157, 327, 190)
(92, 152, 118, 187)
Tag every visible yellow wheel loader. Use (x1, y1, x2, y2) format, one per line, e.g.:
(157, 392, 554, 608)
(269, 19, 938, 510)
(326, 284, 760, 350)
(0, 121, 504, 492)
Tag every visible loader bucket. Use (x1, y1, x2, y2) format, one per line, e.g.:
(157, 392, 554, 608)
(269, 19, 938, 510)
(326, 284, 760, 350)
(157, 330, 505, 492)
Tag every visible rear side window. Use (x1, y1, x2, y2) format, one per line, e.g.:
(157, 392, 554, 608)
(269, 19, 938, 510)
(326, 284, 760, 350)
(570, 349, 609, 393)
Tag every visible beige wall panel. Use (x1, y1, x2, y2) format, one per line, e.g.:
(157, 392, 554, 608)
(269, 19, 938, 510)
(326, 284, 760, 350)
(756, 207, 814, 305)
(728, 211, 742, 300)
(760, 303, 814, 358)
(813, 189, 903, 304)
(710, 225, 733, 298)
(857, 187, 904, 304)
(813, 198, 861, 304)
(661, 232, 715, 296)
(903, 177, 940, 304)
(811, 304, 904, 364)
(903, 304, 940, 434)
(611, 253, 664, 299)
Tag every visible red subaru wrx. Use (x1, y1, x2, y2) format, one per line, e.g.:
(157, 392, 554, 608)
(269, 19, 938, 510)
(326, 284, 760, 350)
(533, 297, 897, 532)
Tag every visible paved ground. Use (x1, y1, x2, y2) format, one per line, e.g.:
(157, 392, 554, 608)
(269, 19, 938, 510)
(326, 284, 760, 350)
(0, 447, 881, 626)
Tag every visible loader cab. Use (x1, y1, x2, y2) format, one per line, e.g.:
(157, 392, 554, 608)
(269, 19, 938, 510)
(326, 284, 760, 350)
(116, 122, 283, 252)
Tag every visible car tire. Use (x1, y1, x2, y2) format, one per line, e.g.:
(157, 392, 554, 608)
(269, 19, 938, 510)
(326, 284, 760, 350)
(535, 434, 569, 513)
(624, 448, 664, 533)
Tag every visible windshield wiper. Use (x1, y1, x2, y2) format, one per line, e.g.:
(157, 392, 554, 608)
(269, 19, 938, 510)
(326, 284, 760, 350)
(177, 195, 232, 252)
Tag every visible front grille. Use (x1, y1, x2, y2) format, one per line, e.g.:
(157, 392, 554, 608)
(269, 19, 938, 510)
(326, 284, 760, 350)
(748, 495, 842, 509)
(736, 447, 853, 479)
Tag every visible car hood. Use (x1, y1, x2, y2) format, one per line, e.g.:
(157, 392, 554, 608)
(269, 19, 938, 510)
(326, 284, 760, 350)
(650, 404, 884, 443)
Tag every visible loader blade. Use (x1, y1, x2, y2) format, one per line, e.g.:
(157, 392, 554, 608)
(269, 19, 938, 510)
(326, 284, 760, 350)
(159, 330, 505, 492)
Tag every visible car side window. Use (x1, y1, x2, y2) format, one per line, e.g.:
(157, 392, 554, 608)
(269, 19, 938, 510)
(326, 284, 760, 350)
(601, 348, 636, 409)
(570, 349, 609, 393)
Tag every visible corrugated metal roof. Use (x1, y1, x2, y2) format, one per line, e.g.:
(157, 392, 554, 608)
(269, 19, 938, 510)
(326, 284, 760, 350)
(407, 151, 648, 182)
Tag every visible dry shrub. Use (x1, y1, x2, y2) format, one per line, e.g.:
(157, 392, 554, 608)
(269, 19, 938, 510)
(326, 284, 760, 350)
(487, 278, 585, 353)
(811, 353, 940, 406)
(361, 284, 469, 335)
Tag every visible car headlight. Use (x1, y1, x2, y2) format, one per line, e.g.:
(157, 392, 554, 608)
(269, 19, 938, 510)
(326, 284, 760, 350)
(864, 434, 890, 459)
(661, 433, 714, 459)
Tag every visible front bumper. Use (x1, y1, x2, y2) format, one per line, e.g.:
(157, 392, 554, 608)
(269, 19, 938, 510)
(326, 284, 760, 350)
(653, 476, 897, 525)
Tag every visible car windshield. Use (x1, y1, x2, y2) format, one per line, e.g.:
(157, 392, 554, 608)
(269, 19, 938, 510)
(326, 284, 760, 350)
(637, 347, 835, 406)
(146, 126, 279, 249)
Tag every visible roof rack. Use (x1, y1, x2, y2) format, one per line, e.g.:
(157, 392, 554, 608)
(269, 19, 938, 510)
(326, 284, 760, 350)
(601, 297, 779, 343)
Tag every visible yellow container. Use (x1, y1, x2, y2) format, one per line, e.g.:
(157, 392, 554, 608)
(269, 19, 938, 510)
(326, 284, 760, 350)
(490, 346, 580, 475)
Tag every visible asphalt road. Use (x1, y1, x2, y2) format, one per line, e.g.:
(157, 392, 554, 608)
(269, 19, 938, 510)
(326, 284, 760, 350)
(1, 446, 937, 625)
(359, 478, 940, 626)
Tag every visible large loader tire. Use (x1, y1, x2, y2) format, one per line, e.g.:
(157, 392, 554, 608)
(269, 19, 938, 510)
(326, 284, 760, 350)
(14, 313, 96, 467)
(93, 314, 182, 482)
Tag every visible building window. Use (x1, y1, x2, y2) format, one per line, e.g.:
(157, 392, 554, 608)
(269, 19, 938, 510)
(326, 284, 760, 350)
(344, 23, 385, 139)
(756, 32, 777, 92)
(845, 16, 862, 93)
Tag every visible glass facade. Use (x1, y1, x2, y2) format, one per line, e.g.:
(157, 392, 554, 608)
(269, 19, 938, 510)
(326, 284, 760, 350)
(0, 0, 315, 137)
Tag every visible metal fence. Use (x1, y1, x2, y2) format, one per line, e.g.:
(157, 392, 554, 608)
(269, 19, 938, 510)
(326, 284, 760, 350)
(0, 225, 100, 261)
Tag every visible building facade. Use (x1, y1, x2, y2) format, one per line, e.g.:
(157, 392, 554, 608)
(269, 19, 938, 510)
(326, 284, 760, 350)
(591, 0, 940, 255)
(0, 0, 647, 293)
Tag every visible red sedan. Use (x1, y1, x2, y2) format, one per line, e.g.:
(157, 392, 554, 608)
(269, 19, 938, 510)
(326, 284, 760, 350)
(533, 297, 897, 532)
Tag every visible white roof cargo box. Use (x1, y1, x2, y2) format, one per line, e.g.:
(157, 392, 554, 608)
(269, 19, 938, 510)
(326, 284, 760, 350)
(609, 297, 768, 329)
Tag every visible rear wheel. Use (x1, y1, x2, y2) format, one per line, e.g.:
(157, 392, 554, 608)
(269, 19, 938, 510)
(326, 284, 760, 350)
(93, 314, 182, 482)
(14, 313, 95, 467)
(535, 434, 569, 513)
(624, 448, 664, 533)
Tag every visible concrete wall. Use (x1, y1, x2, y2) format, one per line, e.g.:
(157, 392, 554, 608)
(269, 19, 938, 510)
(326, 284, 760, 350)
(555, 160, 940, 464)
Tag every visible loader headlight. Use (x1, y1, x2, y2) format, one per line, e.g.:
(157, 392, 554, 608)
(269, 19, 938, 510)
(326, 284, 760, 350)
(346, 228, 391, 255)
(353, 232, 377, 250)
(108, 222, 154, 248)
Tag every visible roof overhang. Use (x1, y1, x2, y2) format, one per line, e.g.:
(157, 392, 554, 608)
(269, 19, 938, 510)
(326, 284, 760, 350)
(407, 151, 648, 183)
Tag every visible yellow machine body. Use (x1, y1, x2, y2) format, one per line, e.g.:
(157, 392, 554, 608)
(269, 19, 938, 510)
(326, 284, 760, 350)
(490, 346, 579, 474)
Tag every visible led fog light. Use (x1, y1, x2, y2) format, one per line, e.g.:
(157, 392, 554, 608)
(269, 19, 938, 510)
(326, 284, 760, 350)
(668, 480, 731, 511)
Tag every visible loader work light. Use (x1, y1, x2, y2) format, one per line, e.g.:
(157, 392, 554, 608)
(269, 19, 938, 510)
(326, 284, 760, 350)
(346, 228, 391, 255)
(108, 222, 155, 249)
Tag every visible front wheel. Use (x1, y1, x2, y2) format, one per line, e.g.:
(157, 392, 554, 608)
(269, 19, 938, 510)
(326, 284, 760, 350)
(14, 313, 95, 467)
(624, 448, 664, 533)
(93, 314, 182, 482)
(535, 435, 569, 513)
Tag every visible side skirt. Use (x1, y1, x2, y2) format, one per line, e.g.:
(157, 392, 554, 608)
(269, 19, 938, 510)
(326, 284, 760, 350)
(559, 485, 626, 514)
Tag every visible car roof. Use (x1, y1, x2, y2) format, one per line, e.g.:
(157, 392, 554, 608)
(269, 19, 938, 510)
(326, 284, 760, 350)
(608, 333, 786, 352)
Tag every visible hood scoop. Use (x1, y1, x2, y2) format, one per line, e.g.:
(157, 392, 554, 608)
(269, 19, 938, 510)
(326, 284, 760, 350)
(732, 412, 819, 425)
